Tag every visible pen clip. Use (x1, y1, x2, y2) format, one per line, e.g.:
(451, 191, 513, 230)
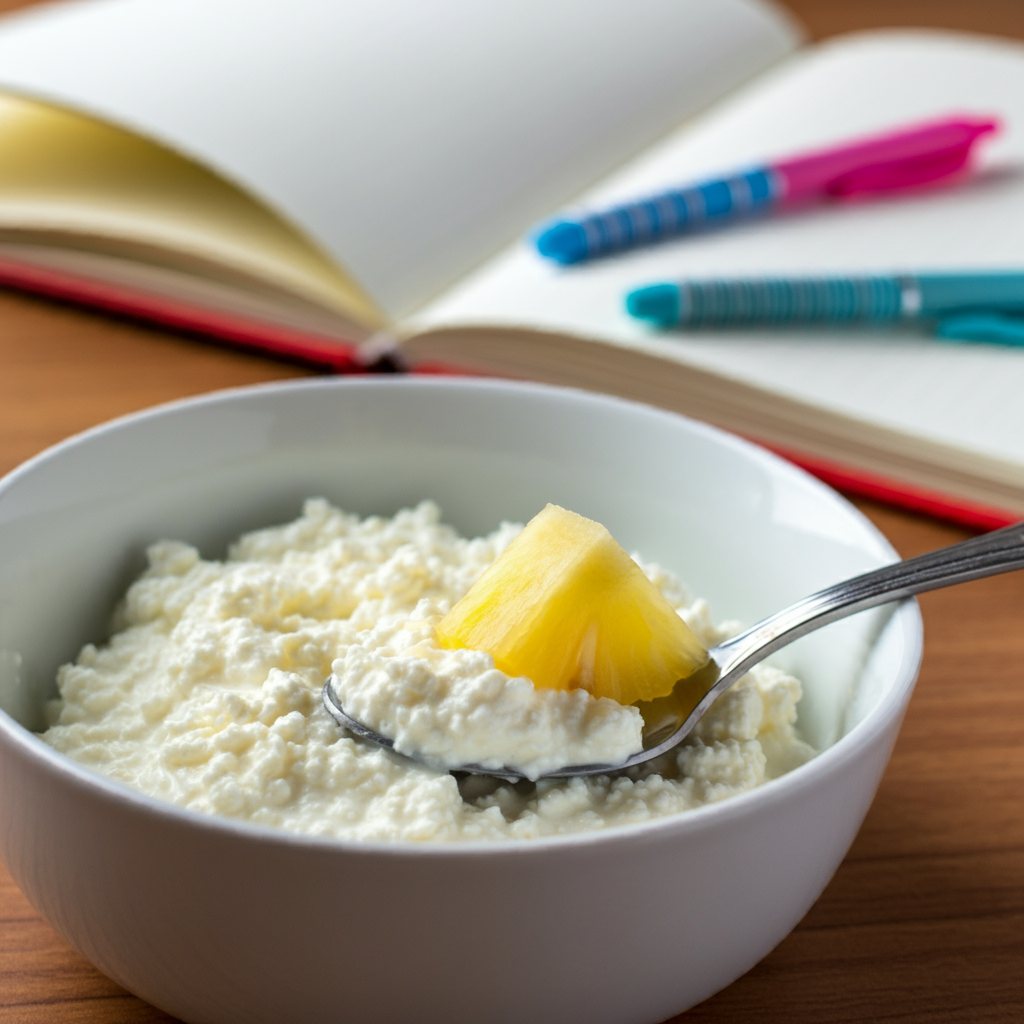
(777, 115, 999, 202)
(827, 140, 983, 196)
(936, 312, 1024, 346)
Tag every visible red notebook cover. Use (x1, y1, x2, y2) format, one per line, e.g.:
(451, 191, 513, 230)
(0, 255, 364, 372)
(2, 255, 1016, 532)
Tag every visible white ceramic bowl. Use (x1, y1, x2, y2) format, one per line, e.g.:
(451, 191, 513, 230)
(0, 378, 921, 1024)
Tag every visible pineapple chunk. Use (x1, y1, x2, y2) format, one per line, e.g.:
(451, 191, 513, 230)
(436, 505, 708, 705)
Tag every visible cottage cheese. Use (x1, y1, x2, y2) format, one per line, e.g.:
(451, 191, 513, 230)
(43, 500, 814, 843)
(330, 620, 644, 778)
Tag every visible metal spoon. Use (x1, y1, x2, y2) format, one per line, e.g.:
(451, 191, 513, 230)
(323, 519, 1024, 780)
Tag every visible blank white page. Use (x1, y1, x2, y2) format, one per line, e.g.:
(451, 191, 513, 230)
(411, 32, 1024, 467)
(0, 0, 796, 319)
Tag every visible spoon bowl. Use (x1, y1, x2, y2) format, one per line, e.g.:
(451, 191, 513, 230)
(323, 518, 1024, 778)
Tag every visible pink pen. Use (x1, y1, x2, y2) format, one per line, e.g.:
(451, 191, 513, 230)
(536, 114, 1000, 264)
(776, 115, 999, 202)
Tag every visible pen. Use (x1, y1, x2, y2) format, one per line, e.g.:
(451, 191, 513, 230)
(536, 116, 999, 265)
(625, 272, 1024, 338)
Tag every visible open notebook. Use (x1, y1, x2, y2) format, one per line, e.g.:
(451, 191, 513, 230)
(0, 0, 1022, 527)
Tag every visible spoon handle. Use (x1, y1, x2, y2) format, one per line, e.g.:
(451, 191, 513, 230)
(712, 518, 1024, 692)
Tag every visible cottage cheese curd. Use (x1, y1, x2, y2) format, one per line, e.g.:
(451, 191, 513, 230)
(330, 623, 644, 778)
(43, 500, 814, 843)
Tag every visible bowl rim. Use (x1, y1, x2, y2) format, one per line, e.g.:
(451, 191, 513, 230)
(0, 375, 924, 858)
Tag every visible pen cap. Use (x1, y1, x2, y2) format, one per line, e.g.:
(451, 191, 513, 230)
(917, 273, 1024, 315)
(777, 116, 998, 202)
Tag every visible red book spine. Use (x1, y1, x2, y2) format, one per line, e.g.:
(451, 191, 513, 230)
(761, 443, 1018, 531)
(0, 256, 365, 372)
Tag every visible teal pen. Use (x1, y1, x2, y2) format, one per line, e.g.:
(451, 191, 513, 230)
(625, 272, 1024, 342)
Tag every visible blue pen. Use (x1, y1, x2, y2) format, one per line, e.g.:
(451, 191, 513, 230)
(625, 273, 1024, 342)
(535, 116, 998, 265)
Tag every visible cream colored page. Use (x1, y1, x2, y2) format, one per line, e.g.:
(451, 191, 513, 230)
(0, 0, 797, 321)
(0, 93, 380, 326)
(410, 32, 1024, 467)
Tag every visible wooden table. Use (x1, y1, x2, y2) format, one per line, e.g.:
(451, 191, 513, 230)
(1, 3, 1023, 1022)
(2, 286, 1022, 1024)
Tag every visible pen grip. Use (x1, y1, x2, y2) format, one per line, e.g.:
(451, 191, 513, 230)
(674, 276, 904, 326)
(537, 170, 778, 264)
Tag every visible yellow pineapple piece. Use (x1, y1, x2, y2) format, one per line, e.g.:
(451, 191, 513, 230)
(436, 504, 708, 704)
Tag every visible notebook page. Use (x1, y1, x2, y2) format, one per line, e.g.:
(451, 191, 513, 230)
(0, 92, 379, 324)
(0, 0, 796, 320)
(410, 32, 1024, 468)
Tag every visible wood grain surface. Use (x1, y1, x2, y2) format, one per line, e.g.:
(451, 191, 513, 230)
(1, 2, 1023, 1022)
(1, 289, 1021, 1024)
